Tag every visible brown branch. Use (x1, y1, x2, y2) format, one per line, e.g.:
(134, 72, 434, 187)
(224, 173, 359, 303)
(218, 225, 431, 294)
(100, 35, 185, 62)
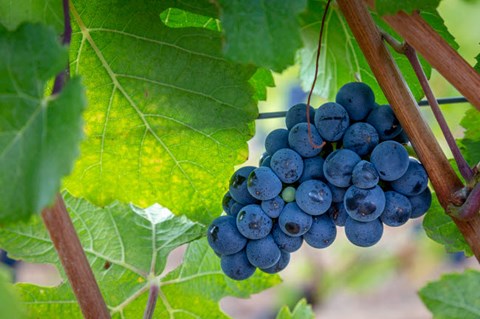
(366, 1, 480, 111)
(42, 195, 111, 318)
(336, 0, 480, 261)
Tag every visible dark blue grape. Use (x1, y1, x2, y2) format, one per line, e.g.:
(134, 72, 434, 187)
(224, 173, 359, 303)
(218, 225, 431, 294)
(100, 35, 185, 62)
(299, 156, 324, 183)
(352, 160, 379, 189)
(260, 155, 271, 168)
(390, 157, 428, 196)
(328, 202, 348, 226)
(380, 191, 412, 227)
(328, 182, 347, 203)
(367, 105, 402, 140)
(230, 202, 243, 217)
(207, 216, 247, 256)
(271, 223, 303, 252)
(370, 141, 409, 181)
(278, 202, 312, 237)
(286, 103, 315, 130)
(303, 214, 337, 248)
(335, 82, 375, 121)
(236, 205, 272, 239)
(345, 217, 383, 247)
(265, 129, 289, 155)
(314, 102, 350, 141)
(229, 166, 258, 204)
(261, 251, 290, 274)
(343, 122, 379, 156)
(295, 180, 332, 215)
(288, 122, 324, 158)
(408, 187, 432, 218)
(344, 185, 386, 222)
(222, 192, 236, 215)
(261, 196, 285, 218)
(270, 148, 304, 183)
(247, 167, 282, 200)
(221, 250, 256, 280)
(246, 235, 281, 268)
(323, 149, 361, 187)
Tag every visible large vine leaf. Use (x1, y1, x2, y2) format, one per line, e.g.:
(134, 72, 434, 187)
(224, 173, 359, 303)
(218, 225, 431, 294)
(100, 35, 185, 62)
(0, 193, 279, 318)
(419, 270, 480, 319)
(218, 0, 307, 72)
(298, 0, 431, 103)
(0, 0, 62, 31)
(375, 0, 441, 16)
(64, 0, 262, 225)
(459, 107, 480, 167)
(423, 193, 472, 256)
(0, 23, 86, 222)
(276, 299, 315, 319)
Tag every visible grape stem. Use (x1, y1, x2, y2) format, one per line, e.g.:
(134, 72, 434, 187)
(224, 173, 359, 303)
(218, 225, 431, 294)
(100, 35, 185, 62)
(337, 0, 480, 261)
(381, 31, 474, 182)
(305, 0, 332, 149)
(143, 283, 159, 319)
(41, 0, 111, 318)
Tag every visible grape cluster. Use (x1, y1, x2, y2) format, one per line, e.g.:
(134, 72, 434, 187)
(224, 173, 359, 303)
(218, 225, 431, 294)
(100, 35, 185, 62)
(208, 82, 432, 280)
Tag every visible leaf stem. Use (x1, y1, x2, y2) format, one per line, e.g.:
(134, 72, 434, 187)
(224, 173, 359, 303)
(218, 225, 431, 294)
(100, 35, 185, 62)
(401, 43, 474, 181)
(42, 195, 111, 319)
(143, 283, 160, 319)
(305, 0, 332, 149)
(336, 0, 480, 261)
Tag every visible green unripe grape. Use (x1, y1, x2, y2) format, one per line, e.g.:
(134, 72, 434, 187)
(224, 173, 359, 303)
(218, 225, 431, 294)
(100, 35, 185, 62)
(282, 186, 296, 203)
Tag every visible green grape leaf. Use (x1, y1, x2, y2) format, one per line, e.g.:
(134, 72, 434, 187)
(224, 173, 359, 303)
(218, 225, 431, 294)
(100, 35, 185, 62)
(249, 68, 276, 101)
(298, 0, 430, 103)
(375, 0, 441, 16)
(64, 1, 261, 225)
(276, 299, 315, 319)
(459, 107, 480, 167)
(0, 24, 86, 222)
(423, 193, 472, 256)
(419, 269, 480, 319)
(0, 0, 63, 31)
(0, 193, 279, 318)
(218, 0, 307, 72)
(0, 267, 27, 319)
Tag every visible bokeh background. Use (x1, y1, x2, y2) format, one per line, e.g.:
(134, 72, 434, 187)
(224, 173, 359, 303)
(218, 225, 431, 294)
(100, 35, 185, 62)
(2, 0, 479, 318)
